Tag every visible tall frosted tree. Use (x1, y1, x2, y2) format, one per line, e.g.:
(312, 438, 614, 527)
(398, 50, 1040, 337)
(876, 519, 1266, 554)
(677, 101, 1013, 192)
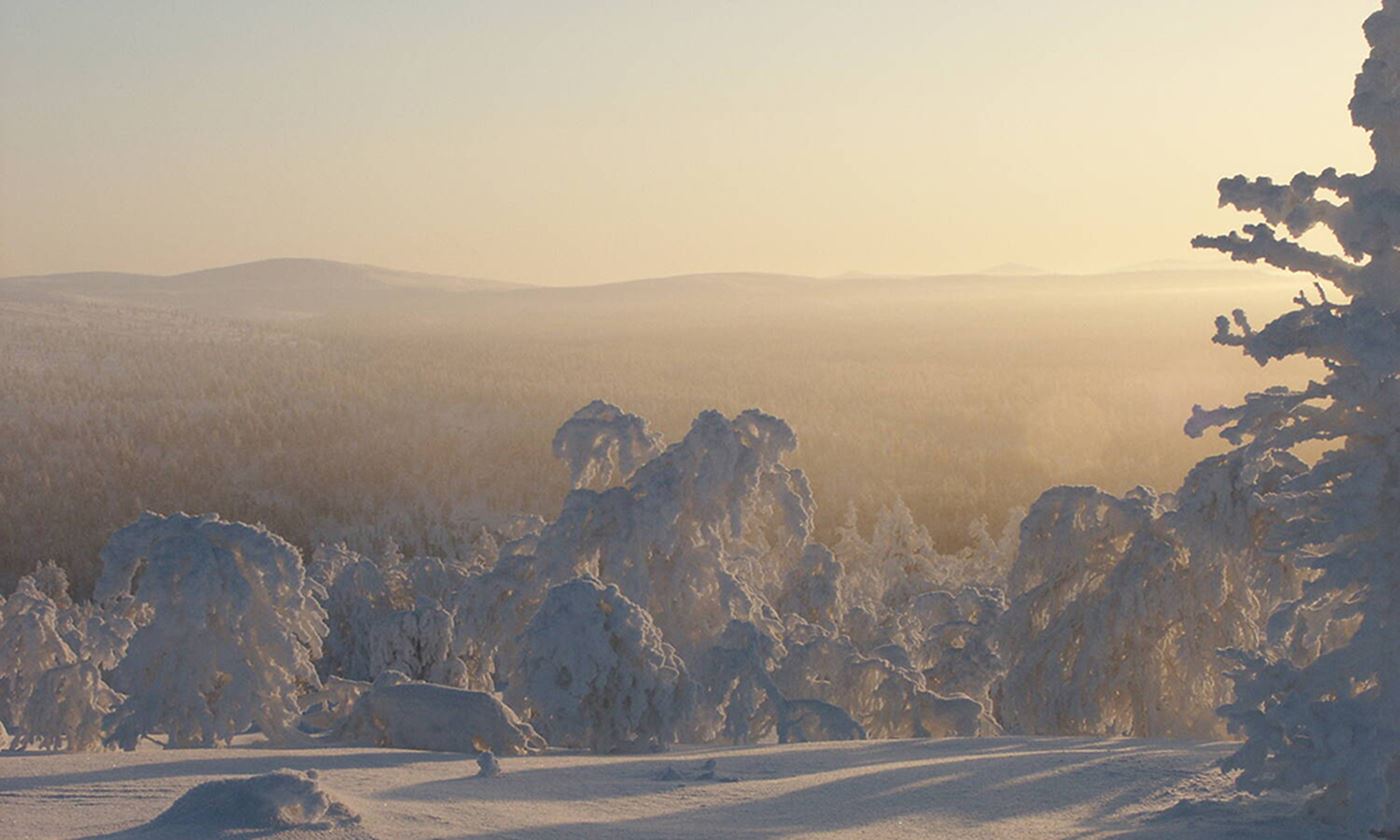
(1192, 2, 1400, 831)
(97, 513, 328, 749)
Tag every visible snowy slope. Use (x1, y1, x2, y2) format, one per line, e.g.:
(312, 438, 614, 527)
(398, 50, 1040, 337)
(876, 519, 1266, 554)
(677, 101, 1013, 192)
(0, 737, 1343, 839)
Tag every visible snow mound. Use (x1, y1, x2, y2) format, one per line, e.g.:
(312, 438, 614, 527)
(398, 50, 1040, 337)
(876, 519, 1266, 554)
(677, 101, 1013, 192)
(144, 770, 360, 832)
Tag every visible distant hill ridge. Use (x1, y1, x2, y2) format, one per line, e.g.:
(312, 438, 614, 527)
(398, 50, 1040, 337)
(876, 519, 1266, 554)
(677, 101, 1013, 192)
(0, 257, 1289, 320)
(2, 257, 516, 292)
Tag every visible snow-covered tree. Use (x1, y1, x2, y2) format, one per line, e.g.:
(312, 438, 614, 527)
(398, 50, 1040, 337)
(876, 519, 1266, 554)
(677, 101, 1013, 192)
(516, 575, 691, 753)
(1189, 2, 1400, 830)
(318, 551, 405, 681)
(690, 619, 787, 744)
(552, 399, 663, 489)
(454, 404, 812, 695)
(997, 453, 1303, 738)
(0, 576, 78, 733)
(774, 629, 988, 739)
(533, 408, 813, 660)
(908, 584, 1006, 705)
(452, 549, 585, 693)
(96, 512, 327, 749)
(13, 662, 121, 752)
(368, 602, 465, 686)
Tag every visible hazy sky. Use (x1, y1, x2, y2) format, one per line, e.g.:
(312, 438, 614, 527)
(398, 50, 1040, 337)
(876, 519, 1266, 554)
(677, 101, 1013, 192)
(0, 2, 1378, 284)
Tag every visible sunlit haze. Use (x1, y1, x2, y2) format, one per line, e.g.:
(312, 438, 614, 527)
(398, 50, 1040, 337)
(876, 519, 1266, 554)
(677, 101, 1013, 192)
(0, 1, 1376, 283)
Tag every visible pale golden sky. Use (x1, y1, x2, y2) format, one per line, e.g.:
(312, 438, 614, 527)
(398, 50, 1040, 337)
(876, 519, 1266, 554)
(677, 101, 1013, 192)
(0, 2, 1378, 284)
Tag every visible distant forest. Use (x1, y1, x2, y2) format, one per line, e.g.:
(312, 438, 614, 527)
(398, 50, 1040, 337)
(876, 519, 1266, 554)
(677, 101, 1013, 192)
(0, 264, 1314, 593)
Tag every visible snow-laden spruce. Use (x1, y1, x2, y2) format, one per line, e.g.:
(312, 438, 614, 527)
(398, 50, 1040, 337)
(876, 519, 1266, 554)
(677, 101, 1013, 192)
(97, 512, 327, 749)
(1187, 1, 1400, 830)
(517, 575, 690, 752)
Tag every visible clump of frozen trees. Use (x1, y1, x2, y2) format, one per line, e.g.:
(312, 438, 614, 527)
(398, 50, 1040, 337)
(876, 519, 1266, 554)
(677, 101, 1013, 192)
(1183, 2, 1400, 831)
(0, 400, 1007, 755)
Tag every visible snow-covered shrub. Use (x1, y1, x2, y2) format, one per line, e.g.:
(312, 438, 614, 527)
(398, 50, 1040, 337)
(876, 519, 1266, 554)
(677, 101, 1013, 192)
(306, 542, 359, 592)
(0, 565, 142, 751)
(318, 550, 405, 681)
(28, 560, 73, 610)
(690, 619, 787, 744)
(552, 399, 663, 489)
(12, 662, 121, 752)
(1189, 2, 1400, 829)
(769, 692, 867, 743)
(774, 629, 987, 739)
(836, 499, 945, 610)
(998, 451, 1303, 738)
(74, 594, 148, 672)
(517, 575, 691, 753)
(368, 602, 465, 686)
(402, 554, 480, 608)
(452, 550, 582, 693)
(476, 750, 502, 777)
(96, 512, 327, 749)
(334, 670, 545, 755)
(145, 769, 360, 832)
(833, 501, 1016, 655)
(0, 576, 78, 733)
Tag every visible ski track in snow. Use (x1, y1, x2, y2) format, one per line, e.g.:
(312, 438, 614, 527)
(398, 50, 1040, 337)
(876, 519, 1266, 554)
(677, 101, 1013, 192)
(0, 736, 1344, 839)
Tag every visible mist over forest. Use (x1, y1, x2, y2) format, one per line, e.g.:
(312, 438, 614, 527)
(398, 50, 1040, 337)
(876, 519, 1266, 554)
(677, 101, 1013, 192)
(0, 258, 1313, 594)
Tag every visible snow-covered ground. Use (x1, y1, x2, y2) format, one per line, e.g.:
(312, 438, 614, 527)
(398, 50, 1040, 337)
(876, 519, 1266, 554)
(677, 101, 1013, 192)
(0, 737, 1341, 839)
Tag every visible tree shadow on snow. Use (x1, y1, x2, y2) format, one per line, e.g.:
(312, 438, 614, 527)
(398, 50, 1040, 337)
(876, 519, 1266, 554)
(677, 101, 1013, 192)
(0, 746, 466, 795)
(385, 738, 1236, 838)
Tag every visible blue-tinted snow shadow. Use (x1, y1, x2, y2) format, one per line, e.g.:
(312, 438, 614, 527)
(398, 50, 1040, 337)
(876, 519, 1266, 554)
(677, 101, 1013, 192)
(0, 745, 466, 795)
(382, 737, 1315, 839)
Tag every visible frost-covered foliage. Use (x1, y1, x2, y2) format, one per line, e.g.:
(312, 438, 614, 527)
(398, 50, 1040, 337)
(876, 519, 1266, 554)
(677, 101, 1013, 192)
(453, 403, 1009, 749)
(776, 544, 847, 629)
(774, 629, 989, 739)
(315, 543, 477, 684)
(0, 576, 78, 734)
(690, 619, 786, 744)
(552, 399, 663, 489)
(835, 500, 1018, 626)
(517, 576, 690, 753)
(537, 407, 813, 659)
(13, 662, 122, 752)
(317, 549, 404, 681)
(369, 603, 465, 687)
(908, 584, 1007, 705)
(96, 512, 327, 749)
(998, 452, 1304, 738)
(1188, 2, 1400, 830)
(455, 404, 813, 698)
(0, 566, 139, 752)
(452, 550, 580, 693)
